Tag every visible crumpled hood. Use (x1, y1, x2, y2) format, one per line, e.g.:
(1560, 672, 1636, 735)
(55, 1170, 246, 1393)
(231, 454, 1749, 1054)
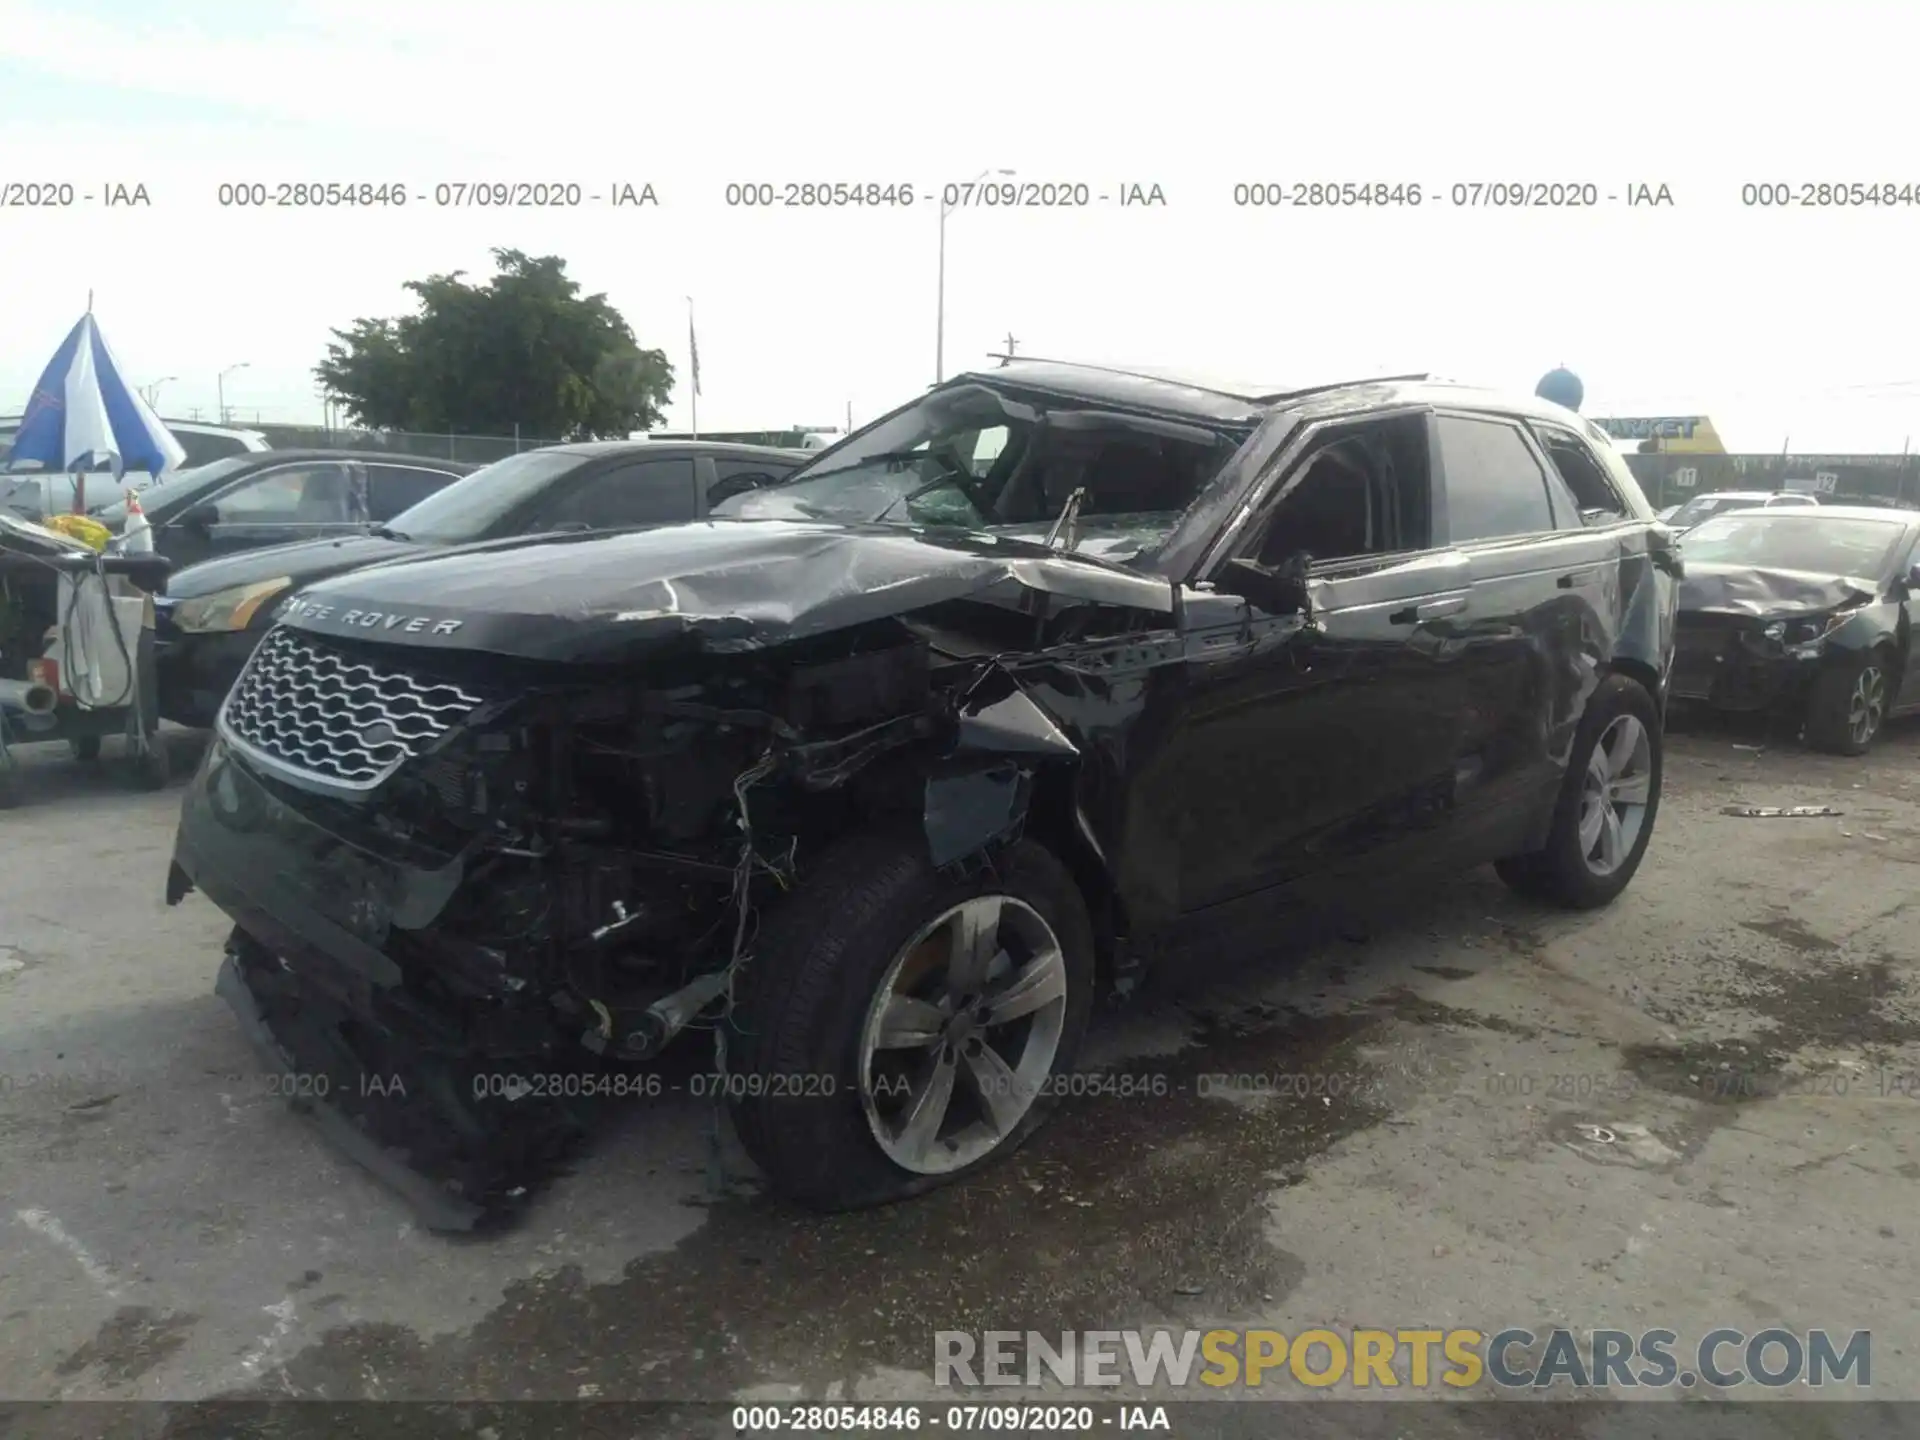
(275, 518, 1175, 662)
(162, 533, 425, 600)
(1678, 563, 1878, 619)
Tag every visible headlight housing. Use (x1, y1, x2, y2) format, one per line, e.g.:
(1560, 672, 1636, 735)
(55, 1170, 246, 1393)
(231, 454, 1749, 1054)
(1753, 612, 1853, 655)
(1784, 613, 1849, 647)
(171, 578, 293, 633)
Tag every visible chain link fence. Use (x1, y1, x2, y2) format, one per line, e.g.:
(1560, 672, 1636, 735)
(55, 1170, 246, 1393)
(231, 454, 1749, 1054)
(252, 424, 565, 465)
(1624, 452, 1920, 511)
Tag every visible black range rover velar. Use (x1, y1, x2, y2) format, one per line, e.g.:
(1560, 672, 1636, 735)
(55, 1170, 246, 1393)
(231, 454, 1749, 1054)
(167, 361, 1682, 1229)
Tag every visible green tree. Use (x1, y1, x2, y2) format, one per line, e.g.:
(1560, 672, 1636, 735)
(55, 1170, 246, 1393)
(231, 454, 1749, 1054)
(314, 249, 674, 438)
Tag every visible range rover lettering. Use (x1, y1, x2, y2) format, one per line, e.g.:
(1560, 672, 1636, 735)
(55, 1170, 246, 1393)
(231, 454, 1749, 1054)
(166, 361, 1681, 1229)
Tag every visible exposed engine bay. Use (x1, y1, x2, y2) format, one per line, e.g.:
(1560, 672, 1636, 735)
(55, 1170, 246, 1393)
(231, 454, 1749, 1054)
(172, 589, 1118, 1229)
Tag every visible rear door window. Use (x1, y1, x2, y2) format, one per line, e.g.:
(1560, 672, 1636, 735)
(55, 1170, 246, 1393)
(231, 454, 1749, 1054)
(1435, 415, 1555, 543)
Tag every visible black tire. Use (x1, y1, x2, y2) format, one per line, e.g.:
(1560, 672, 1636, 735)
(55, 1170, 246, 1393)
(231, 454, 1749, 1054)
(728, 830, 1097, 1211)
(1804, 649, 1893, 756)
(69, 735, 102, 762)
(1495, 673, 1663, 910)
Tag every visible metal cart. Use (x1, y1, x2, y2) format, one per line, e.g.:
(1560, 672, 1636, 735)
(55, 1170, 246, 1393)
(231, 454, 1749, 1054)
(0, 533, 173, 807)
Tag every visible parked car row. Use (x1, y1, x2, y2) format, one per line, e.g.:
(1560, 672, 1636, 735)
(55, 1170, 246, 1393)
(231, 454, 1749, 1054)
(1664, 488, 1820, 534)
(163, 361, 1685, 1229)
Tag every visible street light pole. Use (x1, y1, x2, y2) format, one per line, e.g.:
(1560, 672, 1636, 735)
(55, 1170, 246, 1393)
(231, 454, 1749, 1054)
(146, 376, 176, 411)
(936, 167, 1014, 384)
(218, 362, 250, 425)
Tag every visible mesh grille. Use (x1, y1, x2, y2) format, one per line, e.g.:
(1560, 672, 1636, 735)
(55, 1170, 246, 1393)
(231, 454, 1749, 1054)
(220, 625, 483, 788)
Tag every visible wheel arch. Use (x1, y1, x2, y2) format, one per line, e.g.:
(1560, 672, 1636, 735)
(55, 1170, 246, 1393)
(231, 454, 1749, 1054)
(1603, 654, 1663, 712)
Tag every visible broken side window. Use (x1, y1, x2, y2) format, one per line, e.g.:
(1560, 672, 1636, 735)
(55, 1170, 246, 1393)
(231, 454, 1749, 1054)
(1245, 412, 1433, 570)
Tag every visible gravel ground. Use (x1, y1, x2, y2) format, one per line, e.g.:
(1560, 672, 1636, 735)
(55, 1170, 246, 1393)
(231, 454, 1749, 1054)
(1, 717, 1916, 1426)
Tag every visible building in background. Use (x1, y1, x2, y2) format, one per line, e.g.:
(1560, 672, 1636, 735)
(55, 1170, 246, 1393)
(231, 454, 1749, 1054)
(1592, 414, 1729, 455)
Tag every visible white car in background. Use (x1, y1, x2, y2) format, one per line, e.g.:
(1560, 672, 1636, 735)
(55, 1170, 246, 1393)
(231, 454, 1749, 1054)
(1666, 489, 1818, 533)
(0, 419, 272, 518)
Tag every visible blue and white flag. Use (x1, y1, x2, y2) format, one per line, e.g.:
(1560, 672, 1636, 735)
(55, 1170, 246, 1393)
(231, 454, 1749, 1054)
(7, 312, 187, 480)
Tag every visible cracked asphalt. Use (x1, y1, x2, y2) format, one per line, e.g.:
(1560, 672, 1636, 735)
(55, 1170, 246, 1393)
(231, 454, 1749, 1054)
(1, 717, 1916, 1430)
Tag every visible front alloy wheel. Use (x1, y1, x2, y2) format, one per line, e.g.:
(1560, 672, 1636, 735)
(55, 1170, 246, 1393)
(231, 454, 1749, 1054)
(859, 895, 1069, 1175)
(1846, 664, 1888, 749)
(1806, 652, 1893, 756)
(729, 831, 1096, 1211)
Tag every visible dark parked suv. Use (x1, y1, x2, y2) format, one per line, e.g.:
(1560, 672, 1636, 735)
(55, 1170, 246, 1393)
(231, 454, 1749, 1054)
(167, 361, 1681, 1228)
(154, 441, 807, 727)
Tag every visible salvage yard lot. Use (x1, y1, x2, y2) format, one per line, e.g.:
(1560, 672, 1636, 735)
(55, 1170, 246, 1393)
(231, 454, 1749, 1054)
(1, 722, 1917, 1409)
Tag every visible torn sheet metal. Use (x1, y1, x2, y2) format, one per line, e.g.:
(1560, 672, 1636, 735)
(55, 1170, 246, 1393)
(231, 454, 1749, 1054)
(1720, 805, 1843, 819)
(954, 666, 1079, 757)
(1679, 565, 1875, 619)
(271, 519, 1177, 664)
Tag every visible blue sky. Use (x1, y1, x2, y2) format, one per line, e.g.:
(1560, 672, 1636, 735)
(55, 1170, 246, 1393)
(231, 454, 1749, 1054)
(6, 0, 1920, 449)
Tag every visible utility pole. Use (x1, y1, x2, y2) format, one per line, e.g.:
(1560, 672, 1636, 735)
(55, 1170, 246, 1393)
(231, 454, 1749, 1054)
(1003, 332, 1019, 357)
(218, 361, 249, 425)
(936, 167, 1016, 383)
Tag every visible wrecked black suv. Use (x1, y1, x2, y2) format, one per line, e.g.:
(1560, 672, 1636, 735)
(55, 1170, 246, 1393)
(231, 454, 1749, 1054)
(167, 361, 1681, 1228)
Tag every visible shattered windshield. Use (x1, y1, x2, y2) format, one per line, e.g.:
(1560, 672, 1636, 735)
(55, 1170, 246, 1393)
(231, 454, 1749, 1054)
(1681, 513, 1905, 580)
(715, 382, 1242, 559)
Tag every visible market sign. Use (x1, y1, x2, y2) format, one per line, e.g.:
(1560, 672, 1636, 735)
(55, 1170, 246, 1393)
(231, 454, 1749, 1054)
(1593, 416, 1727, 453)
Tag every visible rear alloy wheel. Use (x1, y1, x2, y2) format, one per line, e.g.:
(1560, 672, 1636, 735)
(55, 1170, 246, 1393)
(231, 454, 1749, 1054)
(1805, 652, 1890, 756)
(729, 831, 1095, 1210)
(1496, 673, 1663, 909)
(1576, 714, 1655, 878)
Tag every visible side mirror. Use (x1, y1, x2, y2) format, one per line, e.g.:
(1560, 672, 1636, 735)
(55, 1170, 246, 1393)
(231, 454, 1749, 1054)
(1907, 562, 1920, 591)
(182, 503, 219, 535)
(1216, 556, 1310, 616)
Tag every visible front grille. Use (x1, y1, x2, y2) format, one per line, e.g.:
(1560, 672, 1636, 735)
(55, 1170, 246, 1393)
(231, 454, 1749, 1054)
(220, 626, 484, 789)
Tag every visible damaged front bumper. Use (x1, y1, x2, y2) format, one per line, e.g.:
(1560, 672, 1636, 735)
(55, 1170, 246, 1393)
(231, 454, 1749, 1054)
(1668, 624, 1825, 712)
(172, 739, 593, 1230)
(212, 946, 492, 1231)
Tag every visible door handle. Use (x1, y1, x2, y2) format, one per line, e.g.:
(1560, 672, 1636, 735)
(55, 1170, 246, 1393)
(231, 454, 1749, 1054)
(1389, 595, 1467, 625)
